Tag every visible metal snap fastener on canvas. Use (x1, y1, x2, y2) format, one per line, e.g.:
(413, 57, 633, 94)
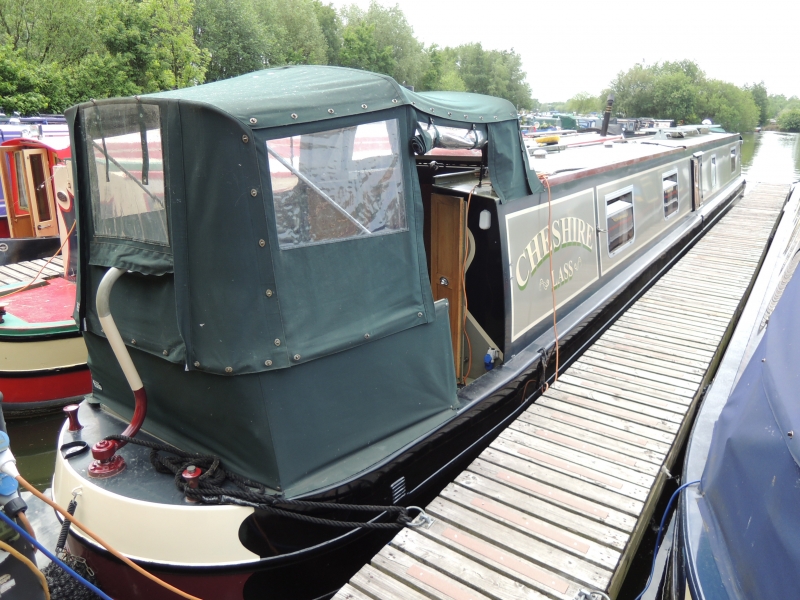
(162, 350, 168, 356)
(131, 339, 136, 345)
(225, 367, 233, 373)
(250, 189, 258, 197)
(265, 360, 272, 366)
(364, 333, 370, 339)
(274, 339, 281, 346)
(291, 113, 298, 119)
(266, 289, 273, 297)
(259, 239, 266, 247)
(242, 134, 249, 143)
(417, 312, 423, 317)
(249, 118, 257, 124)
(328, 108, 334, 114)
(361, 104, 368, 109)
(293, 354, 301, 361)
(193, 361, 200, 367)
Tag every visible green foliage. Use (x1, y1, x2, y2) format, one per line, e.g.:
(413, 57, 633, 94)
(699, 80, 759, 133)
(566, 92, 601, 114)
(339, 21, 394, 75)
(0, 44, 50, 114)
(777, 108, 800, 132)
(0, 0, 533, 114)
(312, 1, 342, 66)
(256, 0, 328, 65)
(609, 60, 759, 132)
(97, 0, 209, 92)
(193, 0, 270, 82)
(744, 82, 769, 126)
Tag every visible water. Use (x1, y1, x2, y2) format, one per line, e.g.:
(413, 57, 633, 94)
(6, 412, 63, 492)
(741, 131, 800, 183)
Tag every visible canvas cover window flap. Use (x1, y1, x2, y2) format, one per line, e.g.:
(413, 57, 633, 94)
(83, 103, 169, 246)
(268, 118, 407, 249)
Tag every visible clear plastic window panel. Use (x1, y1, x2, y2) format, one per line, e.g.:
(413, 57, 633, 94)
(730, 148, 737, 172)
(267, 119, 407, 249)
(607, 191, 634, 253)
(83, 103, 168, 245)
(663, 173, 679, 218)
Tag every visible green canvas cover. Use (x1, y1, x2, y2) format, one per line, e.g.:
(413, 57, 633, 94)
(67, 65, 542, 495)
(559, 115, 578, 130)
(69, 65, 539, 376)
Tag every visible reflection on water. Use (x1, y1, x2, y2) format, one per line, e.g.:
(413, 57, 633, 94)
(741, 131, 800, 184)
(5, 412, 64, 492)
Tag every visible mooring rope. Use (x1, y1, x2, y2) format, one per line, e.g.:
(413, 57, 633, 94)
(105, 435, 424, 530)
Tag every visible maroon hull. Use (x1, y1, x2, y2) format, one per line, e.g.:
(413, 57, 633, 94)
(67, 537, 250, 600)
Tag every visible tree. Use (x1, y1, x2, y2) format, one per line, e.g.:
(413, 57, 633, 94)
(312, 1, 341, 66)
(420, 46, 465, 92)
(778, 108, 800, 132)
(445, 43, 533, 109)
(698, 80, 759, 133)
(0, 0, 98, 64)
(255, 0, 328, 65)
(744, 82, 769, 126)
(193, 0, 271, 82)
(566, 92, 600, 114)
(97, 0, 209, 92)
(0, 44, 50, 114)
(341, 2, 427, 88)
(339, 21, 394, 75)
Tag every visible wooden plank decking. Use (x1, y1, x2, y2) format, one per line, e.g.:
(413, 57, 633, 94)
(333, 183, 789, 600)
(0, 255, 64, 288)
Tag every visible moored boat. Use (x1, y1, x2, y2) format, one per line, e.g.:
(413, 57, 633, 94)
(673, 183, 800, 600)
(0, 136, 90, 415)
(51, 65, 746, 600)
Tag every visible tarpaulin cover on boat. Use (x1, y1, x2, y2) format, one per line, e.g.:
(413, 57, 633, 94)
(698, 259, 800, 600)
(65, 66, 493, 494)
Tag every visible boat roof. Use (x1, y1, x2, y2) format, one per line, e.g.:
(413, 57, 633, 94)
(528, 131, 738, 184)
(147, 65, 519, 131)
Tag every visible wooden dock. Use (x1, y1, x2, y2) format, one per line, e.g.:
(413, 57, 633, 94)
(0, 256, 64, 290)
(333, 183, 789, 600)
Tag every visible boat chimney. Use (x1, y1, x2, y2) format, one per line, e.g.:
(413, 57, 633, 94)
(600, 94, 615, 137)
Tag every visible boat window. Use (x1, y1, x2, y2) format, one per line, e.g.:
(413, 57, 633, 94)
(13, 153, 29, 212)
(606, 187, 635, 254)
(663, 171, 678, 219)
(730, 147, 737, 172)
(83, 103, 168, 245)
(711, 155, 717, 190)
(267, 118, 407, 249)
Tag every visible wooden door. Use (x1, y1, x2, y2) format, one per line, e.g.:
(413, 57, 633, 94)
(430, 193, 466, 379)
(24, 149, 58, 237)
(0, 149, 34, 238)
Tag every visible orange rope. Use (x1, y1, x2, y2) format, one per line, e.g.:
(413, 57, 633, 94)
(540, 175, 559, 390)
(16, 476, 203, 600)
(0, 221, 75, 301)
(460, 187, 475, 384)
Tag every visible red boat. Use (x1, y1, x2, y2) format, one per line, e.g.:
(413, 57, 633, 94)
(0, 137, 91, 415)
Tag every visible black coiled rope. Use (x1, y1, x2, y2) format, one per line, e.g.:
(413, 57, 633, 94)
(105, 435, 419, 530)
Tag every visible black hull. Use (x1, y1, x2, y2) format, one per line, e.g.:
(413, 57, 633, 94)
(0, 236, 60, 266)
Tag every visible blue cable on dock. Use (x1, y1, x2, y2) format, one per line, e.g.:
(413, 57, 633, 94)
(0, 507, 114, 600)
(634, 479, 701, 600)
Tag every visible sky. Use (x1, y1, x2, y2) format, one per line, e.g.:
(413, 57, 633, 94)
(331, 0, 800, 101)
